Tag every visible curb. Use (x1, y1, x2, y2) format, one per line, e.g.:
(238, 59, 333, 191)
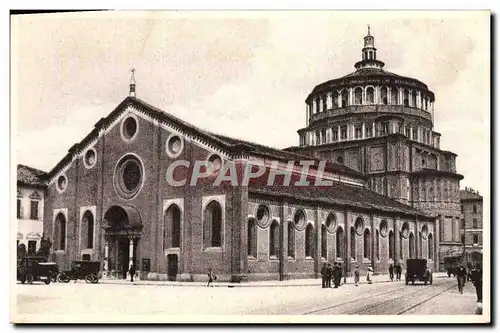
(97, 278, 400, 288)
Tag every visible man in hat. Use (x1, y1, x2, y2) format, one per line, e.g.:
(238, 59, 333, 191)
(321, 263, 328, 288)
(354, 265, 360, 287)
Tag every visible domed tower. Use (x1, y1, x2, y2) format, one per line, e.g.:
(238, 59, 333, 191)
(286, 27, 464, 269)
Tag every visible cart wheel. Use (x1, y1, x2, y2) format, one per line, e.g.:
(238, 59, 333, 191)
(91, 275, 99, 284)
(85, 275, 94, 283)
(26, 274, 34, 284)
(44, 279, 51, 285)
(58, 273, 70, 283)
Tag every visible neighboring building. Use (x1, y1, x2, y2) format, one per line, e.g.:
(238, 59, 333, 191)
(17, 164, 47, 254)
(285, 28, 463, 270)
(40, 88, 438, 282)
(460, 187, 483, 266)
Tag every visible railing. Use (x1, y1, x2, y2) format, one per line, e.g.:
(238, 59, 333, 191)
(310, 104, 433, 124)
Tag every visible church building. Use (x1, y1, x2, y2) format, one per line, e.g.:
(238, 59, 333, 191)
(40, 30, 441, 282)
(286, 27, 463, 270)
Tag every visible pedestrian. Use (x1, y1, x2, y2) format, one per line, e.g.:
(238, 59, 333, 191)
(470, 263, 482, 303)
(367, 265, 373, 284)
(326, 263, 333, 288)
(354, 265, 360, 286)
(207, 268, 215, 287)
(388, 263, 394, 282)
(456, 263, 467, 294)
(129, 263, 136, 283)
(395, 263, 402, 281)
(321, 263, 327, 288)
(337, 263, 343, 287)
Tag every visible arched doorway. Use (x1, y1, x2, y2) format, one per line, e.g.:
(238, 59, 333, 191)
(103, 205, 143, 279)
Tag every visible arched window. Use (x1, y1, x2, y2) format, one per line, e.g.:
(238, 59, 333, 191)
(203, 201, 223, 248)
(390, 87, 398, 105)
(305, 224, 315, 258)
(428, 233, 434, 260)
(411, 90, 417, 107)
(388, 230, 395, 260)
(269, 220, 279, 258)
(288, 221, 295, 258)
(354, 87, 363, 104)
(381, 87, 388, 104)
(55, 213, 66, 251)
(81, 210, 94, 249)
(331, 91, 339, 109)
(409, 232, 415, 259)
(403, 89, 409, 106)
(376, 229, 380, 261)
(336, 226, 344, 259)
(247, 218, 257, 258)
(321, 224, 327, 259)
(366, 87, 375, 104)
(341, 90, 349, 107)
(363, 229, 371, 259)
(164, 204, 181, 249)
(350, 227, 356, 260)
(322, 95, 327, 112)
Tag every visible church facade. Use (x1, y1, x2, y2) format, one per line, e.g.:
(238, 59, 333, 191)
(286, 28, 464, 270)
(40, 95, 438, 282)
(35, 29, 450, 282)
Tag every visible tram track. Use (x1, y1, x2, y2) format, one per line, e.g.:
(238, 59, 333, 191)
(303, 285, 408, 315)
(304, 281, 458, 315)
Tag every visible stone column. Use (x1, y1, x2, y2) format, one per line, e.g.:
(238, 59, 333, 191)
(103, 237, 109, 277)
(416, 91, 421, 109)
(414, 216, 420, 259)
(362, 123, 366, 139)
(349, 87, 354, 105)
(337, 125, 341, 141)
(128, 237, 134, 269)
(372, 122, 376, 137)
(279, 203, 288, 281)
(312, 99, 317, 114)
(434, 217, 440, 272)
(314, 209, 321, 278)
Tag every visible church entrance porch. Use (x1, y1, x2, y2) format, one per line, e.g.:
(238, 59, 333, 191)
(101, 205, 143, 279)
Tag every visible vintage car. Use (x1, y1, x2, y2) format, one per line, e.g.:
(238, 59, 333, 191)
(405, 259, 433, 285)
(57, 261, 101, 283)
(17, 256, 58, 285)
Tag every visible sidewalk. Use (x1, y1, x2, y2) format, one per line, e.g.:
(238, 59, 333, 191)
(98, 272, 449, 288)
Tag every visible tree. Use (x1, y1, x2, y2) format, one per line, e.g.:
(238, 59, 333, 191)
(17, 243, 27, 259)
(36, 237, 52, 259)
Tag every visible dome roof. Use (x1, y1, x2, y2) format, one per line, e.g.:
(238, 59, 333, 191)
(305, 29, 434, 103)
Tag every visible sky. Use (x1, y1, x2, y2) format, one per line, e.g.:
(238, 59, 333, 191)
(12, 11, 490, 196)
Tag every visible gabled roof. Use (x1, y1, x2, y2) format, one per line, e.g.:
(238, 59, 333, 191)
(17, 164, 47, 187)
(249, 180, 434, 220)
(47, 96, 364, 180)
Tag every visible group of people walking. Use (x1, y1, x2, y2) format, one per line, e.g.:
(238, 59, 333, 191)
(320, 262, 344, 288)
(388, 263, 402, 282)
(455, 263, 482, 303)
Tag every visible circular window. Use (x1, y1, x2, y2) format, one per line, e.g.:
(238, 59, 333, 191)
(114, 155, 144, 199)
(337, 156, 344, 164)
(56, 175, 67, 192)
(421, 225, 429, 239)
(166, 134, 184, 158)
(355, 217, 364, 236)
(121, 116, 138, 141)
(84, 149, 97, 168)
(256, 205, 271, 228)
(294, 209, 306, 231)
(325, 213, 337, 234)
(380, 219, 388, 237)
(401, 222, 410, 239)
(207, 154, 222, 173)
